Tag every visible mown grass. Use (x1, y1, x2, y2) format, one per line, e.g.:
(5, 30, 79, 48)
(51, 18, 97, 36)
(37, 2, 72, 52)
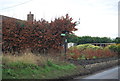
(2, 53, 78, 79)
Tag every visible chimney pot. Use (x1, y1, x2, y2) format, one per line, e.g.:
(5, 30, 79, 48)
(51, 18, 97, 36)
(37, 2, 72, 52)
(27, 11, 34, 22)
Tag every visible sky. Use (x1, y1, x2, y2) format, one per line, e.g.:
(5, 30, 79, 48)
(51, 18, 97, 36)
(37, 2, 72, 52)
(0, 0, 119, 38)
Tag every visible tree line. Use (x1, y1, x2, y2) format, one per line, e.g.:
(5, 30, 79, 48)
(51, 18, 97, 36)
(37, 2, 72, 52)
(67, 34, 120, 44)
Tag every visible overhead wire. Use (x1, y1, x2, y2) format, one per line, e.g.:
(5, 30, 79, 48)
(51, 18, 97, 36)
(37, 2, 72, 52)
(0, 0, 33, 10)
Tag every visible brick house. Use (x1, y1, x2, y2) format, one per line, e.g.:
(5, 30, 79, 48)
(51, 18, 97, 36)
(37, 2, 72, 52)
(0, 12, 34, 39)
(0, 12, 34, 52)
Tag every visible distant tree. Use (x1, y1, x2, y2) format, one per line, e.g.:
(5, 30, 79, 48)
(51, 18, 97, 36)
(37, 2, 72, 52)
(78, 36, 93, 44)
(100, 37, 112, 43)
(67, 34, 79, 44)
(114, 37, 120, 44)
(68, 35, 113, 44)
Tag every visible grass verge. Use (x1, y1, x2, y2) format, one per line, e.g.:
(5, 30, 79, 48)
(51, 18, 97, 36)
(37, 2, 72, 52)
(2, 53, 118, 79)
(2, 53, 78, 79)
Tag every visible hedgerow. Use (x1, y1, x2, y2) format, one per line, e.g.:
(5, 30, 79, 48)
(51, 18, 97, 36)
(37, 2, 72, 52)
(2, 14, 78, 54)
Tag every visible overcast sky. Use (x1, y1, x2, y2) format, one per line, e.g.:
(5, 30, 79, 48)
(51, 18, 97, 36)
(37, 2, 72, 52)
(0, 0, 119, 38)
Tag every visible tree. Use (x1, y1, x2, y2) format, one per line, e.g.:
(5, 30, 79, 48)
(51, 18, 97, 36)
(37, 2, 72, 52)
(67, 34, 79, 44)
(2, 14, 78, 54)
(114, 37, 120, 44)
(68, 35, 113, 44)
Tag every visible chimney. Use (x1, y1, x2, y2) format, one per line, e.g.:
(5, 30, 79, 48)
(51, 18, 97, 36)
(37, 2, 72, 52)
(27, 12, 34, 22)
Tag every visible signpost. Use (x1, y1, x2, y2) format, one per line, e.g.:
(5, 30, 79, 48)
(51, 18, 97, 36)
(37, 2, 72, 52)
(61, 31, 69, 59)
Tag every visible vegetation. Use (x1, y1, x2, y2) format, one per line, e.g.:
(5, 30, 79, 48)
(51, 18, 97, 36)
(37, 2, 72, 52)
(2, 44, 119, 79)
(2, 13, 119, 79)
(69, 44, 103, 50)
(114, 37, 120, 44)
(67, 34, 79, 44)
(68, 34, 114, 44)
(67, 44, 117, 60)
(2, 14, 78, 54)
(105, 44, 120, 54)
(2, 53, 77, 79)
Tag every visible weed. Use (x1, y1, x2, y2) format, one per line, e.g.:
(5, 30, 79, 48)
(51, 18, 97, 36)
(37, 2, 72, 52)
(2, 53, 76, 79)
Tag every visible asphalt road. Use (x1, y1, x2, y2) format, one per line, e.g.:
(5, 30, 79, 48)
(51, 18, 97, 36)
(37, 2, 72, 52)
(74, 66, 119, 80)
(83, 66, 119, 79)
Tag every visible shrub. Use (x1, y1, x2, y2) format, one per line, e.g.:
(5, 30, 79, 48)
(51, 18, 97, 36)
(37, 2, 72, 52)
(117, 44, 120, 54)
(67, 48, 82, 59)
(3, 14, 78, 54)
(69, 44, 103, 51)
(106, 44, 117, 52)
(67, 44, 117, 60)
(105, 44, 120, 54)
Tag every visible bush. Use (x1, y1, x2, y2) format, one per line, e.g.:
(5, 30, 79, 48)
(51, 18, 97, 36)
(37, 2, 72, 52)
(67, 44, 117, 60)
(3, 14, 78, 54)
(69, 44, 103, 51)
(105, 44, 120, 54)
(117, 44, 120, 54)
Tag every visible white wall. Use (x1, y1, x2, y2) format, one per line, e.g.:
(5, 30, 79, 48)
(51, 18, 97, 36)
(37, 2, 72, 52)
(67, 43, 76, 48)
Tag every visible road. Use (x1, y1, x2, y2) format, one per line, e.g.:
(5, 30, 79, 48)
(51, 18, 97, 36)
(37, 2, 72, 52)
(75, 66, 119, 79)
